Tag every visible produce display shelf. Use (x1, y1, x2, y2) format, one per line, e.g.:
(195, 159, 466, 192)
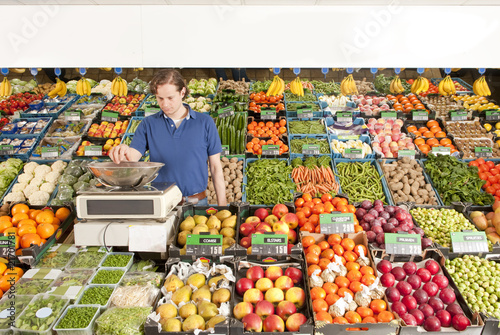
(286, 117, 328, 137)
(329, 133, 375, 159)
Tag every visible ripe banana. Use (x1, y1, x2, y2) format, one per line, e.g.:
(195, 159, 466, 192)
(411, 77, 430, 95)
(0, 78, 12, 97)
(473, 76, 491, 97)
(10, 68, 25, 74)
(340, 74, 358, 96)
(440, 76, 456, 96)
(111, 76, 128, 96)
(76, 78, 91, 96)
(297, 77, 304, 97)
(389, 76, 405, 94)
(48, 78, 68, 98)
(266, 76, 278, 96)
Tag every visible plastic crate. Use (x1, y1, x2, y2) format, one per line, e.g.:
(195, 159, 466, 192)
(207, 157, 245, 205)
(0, 135, 39, 160)
(66, 247, 108, 270)
(289, 155, 343, 196)
(324, 117, 369, 139)
(89, 268, 126, 286)
(431, 77, 474, 93)
(286, 117, 327, 136)
(245, 134, 290, 159)
(75, 285, 117, 311)
(99, 252, 134, 271)
(30, 137, 81, 161)
(289, 134, 331, 155)
(53, 304, 101, 335)
(1, 117, 53, 138)
(47, 269, 96, 300)
(20, 103, 68, 118)
(124, 116, 144, 135)
(329, 134, 374, 159)
(285, 102, 323, 118)
(43, 94, 78, 106)
(44, 118, 91, 139)
(0, 295, 33, 333)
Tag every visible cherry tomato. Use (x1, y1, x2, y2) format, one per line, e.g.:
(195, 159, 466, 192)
(479, 173, 488, 181)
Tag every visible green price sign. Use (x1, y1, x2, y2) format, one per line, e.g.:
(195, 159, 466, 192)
(0, 145, 14, 155)
(475, 147, 492, 158)
(431, 146, 450, 155)
(450, 231, 488, 253)
(251, 234, 288, 255)
(337, 112, 352, 122)
(262, 145, 279, 156)
(450, 110, 467, 121)
(186, 234, 223, 255)
(385, 233, 422, 255)
(261, 109, 277, 120)
(319, 213, 355, 234)
(102, 111, 119, 122)
(84, 145, 102, 156)
(398, 150, 416, 159)
(485, 110, 500, 121)
(338, 135, 359, 140)
(412, 111, 428, 121)
(302, 144, 320, 155)
(344, 148, 363, 159)
(64, 111, 81, 122)
(41, 147, 59, 158)
(297, 108, 313, 119)
(217, 105, 235, 118)
(381, 112, 397, 120)
(221, 145, 230, 156)
(0, 236, 15, 257)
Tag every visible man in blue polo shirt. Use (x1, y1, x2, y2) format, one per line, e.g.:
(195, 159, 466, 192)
(108, 69, 226, 206)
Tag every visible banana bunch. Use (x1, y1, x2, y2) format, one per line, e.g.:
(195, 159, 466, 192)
(473, 76, 491, 97)
(111, 76, 128, 96)
(99, 68, 112, 71)
(290, 77, 304, 97)
(438, 75, 456, 96)
(0, 78, 12, 97)
(389, 76, 405, 94)
(410, 76, 430, 95)
(266, 75, 285, 96)
(76, 78, 92, 96)
(48, 78, 67, 98)
(340, 74, 358, 96)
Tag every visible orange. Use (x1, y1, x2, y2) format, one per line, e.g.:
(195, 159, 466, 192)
(357, 306, 374, 319)
(345, 311, 362, 324)
(11, 213, 29, 226)
(0, 216, 11, 222)
(327, 234, 342, 246)
(302, 236, 315, 248)
(360, 266, 374, 276)
(17, 219, 36, 228)
(354, 225, 363, 233)
(349, 281, 363, 293)
(412, 131, 422, 137)
(423, 131, 434, 138)
(0, 275, 19, 292)
(362, 316, 377, 324)
(308, 264, 321, 277)
(35, 211, 53, 225)
(343, 251, 358, 263)
(323, 282, 339, 295)
(4, 266, 23, 277)
(346, 261, 360, 271)
(17, 225, 36, 237)
(430, 126, 441, 134)
(28, 210, 42, 221)
(377, 311, 395, 323)
(325, 293, 340, 306)
(361, 274, 377, 286)
(11, 203, 29, 216)
(418, 127, 429, 134)
(307, 244, 321, 256)
(407, 125, 417, 133)
(435, 131, 447, 138)
(320, 249, 334, 260)
(0, 264, 6, 276)
(333, 316, 348, 324)
(418, 144, 431, 154)
(340, 238, 355, 251)
(306, 253, 319, 265)
(370, 299, 387, 314)
(414, 138, 425, 146)
(51, 224, 60, 232)
(51, 217, 61, 226)
(0, 221, 13, 233)
(440, 138, 452, 145)
(427, 120, 439, 128)
(338, 287, 354, 298)
(332, 244, 344, 256)
(2, 227, 17, 236)
(317, 241, 330, 251)
(20, 233, 42, 249)
(426, 138, 439, 147)
(335, 276, 350, 288)
(319, 258, 331, 271)
(37, 223, 55, 239)
(315, 311, 333, 323)
(354, 245, 367, 258)
(347, 269, 362, 282)
(313, 299, 329, 313)
(310, 287, 326, 300)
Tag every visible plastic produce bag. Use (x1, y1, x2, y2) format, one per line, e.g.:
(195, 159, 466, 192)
(64, 165, 85, 178)
(73, 181, 89, 193)
(110, 285, 160, 308)
(95, 306, 151, 335)
(59, 174, 78, 186)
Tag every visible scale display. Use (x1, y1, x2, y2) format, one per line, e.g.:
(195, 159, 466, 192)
(86, 199, 154, 215)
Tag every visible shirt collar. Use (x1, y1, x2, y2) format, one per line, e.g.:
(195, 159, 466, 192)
(160, 103, 197, 120)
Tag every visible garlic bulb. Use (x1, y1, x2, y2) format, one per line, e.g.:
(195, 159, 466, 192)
(354, 284, 371, 307)
(344, 294, 358, 312)
(328, 296, 348, 318)
(309, 269, 324, 288)
(355, 245, 371, 267)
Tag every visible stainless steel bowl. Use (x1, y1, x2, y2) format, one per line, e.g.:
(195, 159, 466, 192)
(86, 161, 164, 187)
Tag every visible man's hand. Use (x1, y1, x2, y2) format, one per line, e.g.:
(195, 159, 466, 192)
(108, 144, 141, 164)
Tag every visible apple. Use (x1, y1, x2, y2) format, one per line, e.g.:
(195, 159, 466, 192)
(276, 300, 296, 321)
(244, 288, 264, 305)
(254, 208, 270, 221)
(265, 266, 283, 281)
(284, 267, 302, 285)
(282, 213, 299, 230)
(285, 287, 306, 308)
(245, 216, 261, 225)
(236, 278, 254, 296)
(265, 287, 284, 306)
(242, 313, 262, 332)
(240, 236, 251, 249)
(233, 301, 254, 320)
(275, 276, 293, 291)
(246, 266, 265, 282)
(286, 313, 307, 332)
(255, 300, 275, 320)
(264, 215, 279, 225)
(256, 222, 272, 233)
(263, 314, 285, 332)
(255, 278, 274, 292)
(272, 221, 289, 234)
(287, 229, 297, 244)
(272, 204, 289, 219)
(240, 223, 255, 237)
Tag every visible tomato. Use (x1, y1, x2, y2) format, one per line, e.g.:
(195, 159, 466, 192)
(494, 183, 500, 190)
(486, 161, 495, 169)
(486, 186, 496, 195)
(488, 176, 497, 184)
(477, 158, 486, 165)
(491, 169, 499, 176)
(479, 173, 488, 181)
(483, 181, 491, 189)
(295, 198, 305, 208)
(469, 161, 479, 167)
(321, 193, 333, 203)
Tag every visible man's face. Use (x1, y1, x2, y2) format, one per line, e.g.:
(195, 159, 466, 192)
(156, 83, 185, 117)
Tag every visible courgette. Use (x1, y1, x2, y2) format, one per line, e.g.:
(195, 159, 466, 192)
(230, 126, 236, 155)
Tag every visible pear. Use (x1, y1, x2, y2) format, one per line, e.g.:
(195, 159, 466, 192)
(180, 245, 186, 255)
(192, 284, 211, 303)
(182, 314, 205, 332)
(208, 228, 219, 235)
(192, 225, 209, 235)
(179, 303, 197, 319)
(222, 245, 230, 254)
(221, 215, 237, 229)
(156, 303, 177, 319)
(208, 275, 227, 288)
(194, 215, 208, 225)
(187, 273, 206, 289)
(161, 318, 182, 332)
(172, 285, 192, 305)
(177, 231, 190, 246)
(164, 274, 184, 292)
(220, 227, 235, 238)
(180, 216, 196, 231)
(206, 316, 226, 329)
(207, 215, 221, 230)
(215, 209, 232, 221)
(212, 288, 231, 307)
(198, 300, 218, 321)
(222, 237, 235, 246)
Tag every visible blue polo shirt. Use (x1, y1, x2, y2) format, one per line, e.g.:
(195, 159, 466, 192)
(130, 104, 221, 197)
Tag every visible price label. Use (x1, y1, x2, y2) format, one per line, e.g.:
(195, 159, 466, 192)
(0, 145, 14, 155)
(0, 236, 15, 257)
(41, 147, 59, 158)
(381, 112, 397, 120)
(302, 144, 320, 155)
(398, 150, 416, 160)
(251, 234, 288, 255)
(217, 105, 235, 118)
(84, 145, 102, 156)
(384, 233, 422, 255)
(338, 135, 359, 140)
(64, 111, 81, 122)
(102, 111, 119, 122)
(475, 147, 493, 157)
(262, 145, 279, 156)
(186, 234, 223, 255)
(261, 109, 277, 120)
(450, 231, 488, 253)
(337, 112, 352, 123)
(431, 146, 451, 155)
(320, 213, 355, 234)
(485, 110, 500, 121)
(145, 107, 160, 117)
(412, 111, 428, 121)
(297, 108, 313, 119)
(221, 145, 230, 156)
(344, 148, 363, 159)
(450, 110, 467, 121)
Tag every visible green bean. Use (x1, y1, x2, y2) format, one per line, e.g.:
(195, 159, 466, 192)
(290, 138, 330, 154)
(285, 92, 317, 102)
(288, 120, 326, 134)
(56, 306, 98, 329)
(246, 159, 296, 205)
(91, 269, 124, 284)
(286, 103, 321, 112)
(102, 254, 132, 267)
(79, 286, 114, 305)
(335, 162, 386, 204)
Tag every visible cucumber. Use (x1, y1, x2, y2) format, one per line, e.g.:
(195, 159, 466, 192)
(237, 130, 242, 154)
(230, 126, 236, 155)
(218, 126, 222, 141)
(221, 126, 227, 146)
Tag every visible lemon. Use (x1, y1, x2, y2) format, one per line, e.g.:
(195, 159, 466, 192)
(484, 123, 492, 131)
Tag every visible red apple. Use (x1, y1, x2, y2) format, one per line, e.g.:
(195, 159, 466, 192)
(275, 276, 293, 291)
(265, 266, 283, 281)
(256, 222, 272, 233)
(265, 287, 284, 306)
(236, 278, 254, 296)
(244, 288, 264, 305)
(246, 266, 264, 282)
(287, 229, 297, 244)
(242, 313, 262, 332)
(240, 223, 255, 237)
(264, 215, 279, 225)
(255, 278, 274, 292)
(285, 287, 306, 308)
(240, 236, 251, 249)
(284, 267, 303, 285)
(255, 300, 275, 320)
(272, 204, 289, 219)
(276, 300, 296, 321)
(233, 301, 254, 320)
(245, 216, 261, 225)
(254, 208, 270, 221)
(282, 213, 299, 230)
(272, 221, 289, 234)
(286, 313, 307, 332)
(263, 314, 285, 332)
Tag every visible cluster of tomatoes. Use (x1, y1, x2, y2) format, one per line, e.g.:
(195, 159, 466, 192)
(303, 234, 394, 326)
(250, 92, 283, 104)
(387, 94, 427, 113)
(247, 119, 287, 138)
(248, 101, 285, 113)
(0, 93, 45, 115)
(469, 159, 500, 200)
(246, 136, 289, 156)
(294, 194, 361, 234)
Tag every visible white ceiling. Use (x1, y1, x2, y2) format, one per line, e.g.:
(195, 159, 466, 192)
(0, 0, 497, 4)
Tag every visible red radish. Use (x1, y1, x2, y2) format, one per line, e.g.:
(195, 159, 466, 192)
(424, 316, 441, 332)
(428, 297, 444, 312)
(403, 261, 417, 275)
(436, 310, 452, 327)
(380, 273, 396, 287)
(416, 268, 432, 282)
(391, 267, 406, 281)
(402, 313, 417, 326)
(385, 287, 401, 303)
(452, 314, 471, 331)
(396, 281, 413, 296)
(418, 303, 434, 318)
(377, 260, 393, 274)
(423, 282, 439, 297)
(409, 309, 425, 326)
(439, 288, 456, 305)
(446, 303, 464, 317)
(391, 301, 407, 317)
(413, 289, 429, 304)
(401, 295, 417, 310)
(432, 274, 449, 289)
(406, 274, 422, 290)
(425, 259, 440, 275)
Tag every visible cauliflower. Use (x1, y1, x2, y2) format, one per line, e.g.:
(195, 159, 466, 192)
(11, 182, 28, 193)
(4, 191, 26, 203)
(23, 184, 39, 198)
(28, 190, 50, 206)
(188, 102, 196, 110)
(40, 183, 55, 194)
(29, 177, 44, 187)
(196, 101, 204, 110)
(44, 171, 61, 185)
(17, 173, 34, 184)
(201, 105, 211, 112)
(50, 160, 67, 173)
(185, 97, 195, 103)
(34, 165, 52, 178)
(23, 162, 39, 175)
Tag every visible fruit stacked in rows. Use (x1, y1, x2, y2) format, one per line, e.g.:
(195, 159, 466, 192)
(246, 136, 289, 156)
(87, 120, 129, 138)
(247, 120, 287, 138)
(387, 94, 427, 113)
(367, 118, 415, 158)
(104, 94, 146, 116)
(234, 265, 307, 332)
(455, 95, 499, 112)
(407, 120, 457, 155)
(76, 139, 121, 156)
(303, 235, 393, 325)
(377, 259, 472, 331)
(351, 95, 390, 115)
(294, 194, 359, 234)
(470, 159, 500, 201)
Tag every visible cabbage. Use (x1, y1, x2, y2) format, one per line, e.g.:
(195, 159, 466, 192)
(19, 81, 27, 86)
(28, 79, 37, 87)
(12, 86, 22, 94)
(134, 85, 143, 93)
(24, 84, 35, 91)
(86, 78, 98, 87)
(10, 79, 21, 85)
